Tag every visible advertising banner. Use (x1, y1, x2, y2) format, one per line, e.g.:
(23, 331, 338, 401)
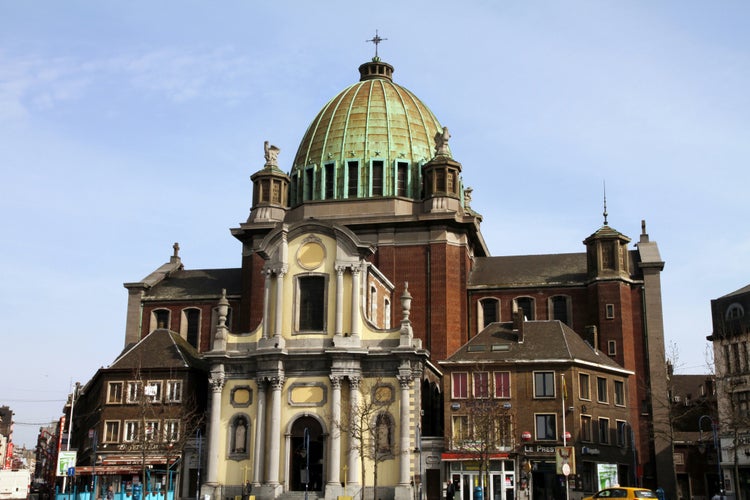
(57, 450, 77, 477)
(596, 463, 618, 490)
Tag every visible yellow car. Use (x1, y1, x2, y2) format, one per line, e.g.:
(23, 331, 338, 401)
(583, 487, 658, 499)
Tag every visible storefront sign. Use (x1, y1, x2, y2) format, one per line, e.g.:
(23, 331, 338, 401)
(523, 445, 555, 454)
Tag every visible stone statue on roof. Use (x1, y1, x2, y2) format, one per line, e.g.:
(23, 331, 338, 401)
(264, 141, 280, 167)
(434, 126, 451, 156)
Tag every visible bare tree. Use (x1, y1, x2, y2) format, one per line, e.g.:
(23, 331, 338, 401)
(125, 365, 204, 492)
(452, 373, 514, 497)
(334, 379, 399, 500)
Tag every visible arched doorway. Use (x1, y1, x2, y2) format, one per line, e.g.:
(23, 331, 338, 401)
(289, 416, 325, 492)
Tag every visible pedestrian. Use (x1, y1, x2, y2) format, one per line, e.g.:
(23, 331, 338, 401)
(106, 486, 114, 500)
(446, 481, 455, 500)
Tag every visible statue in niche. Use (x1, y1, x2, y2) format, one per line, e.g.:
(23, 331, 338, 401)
(233, 417, 247, 453)
(434, 126, 451, 156)
(264, 141, 280, 167)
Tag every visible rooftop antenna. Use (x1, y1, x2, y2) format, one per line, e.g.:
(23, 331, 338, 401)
(366, 30, 387, 60)
(602, 180, 609, 225)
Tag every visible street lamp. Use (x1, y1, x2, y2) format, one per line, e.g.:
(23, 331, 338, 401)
(699, 415, 723, 499)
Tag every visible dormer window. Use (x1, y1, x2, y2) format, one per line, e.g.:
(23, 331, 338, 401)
(727, 303, 745, 320)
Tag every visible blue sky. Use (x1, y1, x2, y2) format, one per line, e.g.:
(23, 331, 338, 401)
(2, 1, 749, 449)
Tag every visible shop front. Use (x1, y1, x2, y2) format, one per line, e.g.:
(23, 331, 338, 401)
(443, 453, 517, 500)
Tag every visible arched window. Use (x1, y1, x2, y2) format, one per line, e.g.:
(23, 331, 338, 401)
(384, 298, 391, 329)
(181, 308, 201, 349)
(375, 412, 394, 455)
(550, 295, 571, 326)
(229, 415, 250, 457)
(478, 298, 500, 330)
(514, 297, 535, 320)
(151, 309, 171, 331)
(370, 286, 378, 321)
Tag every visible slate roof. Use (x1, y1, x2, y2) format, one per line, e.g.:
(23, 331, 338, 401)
(720, 283, 750, 299)
(110, 329, 207, 372)
(441, 320, 630, 374)
(670, 374, 713, 400)
(468, 253, 588, 288)
(144, 268, 241, 300)
(468, 249, 643, 288)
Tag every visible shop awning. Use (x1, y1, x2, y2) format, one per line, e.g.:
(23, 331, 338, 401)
(441, 452, 510, 461)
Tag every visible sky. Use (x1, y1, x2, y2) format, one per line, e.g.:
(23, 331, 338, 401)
(1, 1, 749, 450)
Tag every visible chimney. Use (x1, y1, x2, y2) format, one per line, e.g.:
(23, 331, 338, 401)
(512, 301, 524, 342)
(584, 325, 598, 350)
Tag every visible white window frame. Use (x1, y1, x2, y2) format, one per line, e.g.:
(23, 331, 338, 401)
(535, 413, 557, 441)
(124, 420, 139, 442)
(107, 381, 123, 404)
(104, 420, 120, 443)
(493, 371, 511, 399)
(473, 372, 490, 399)
(164, 419, 180, 442)
(165, 380, 183, 403)
(144, 381, 162, 403)
(452, 372, 469, 399)
(144, 420, 160, 442)
(614, 380, 626, 406)
(579, 373, 591, 401)
(126, 381, 142, 404)
(599, 417, 610, 444)
(533, 371, 556, 399)
(597, 377, 609, 404)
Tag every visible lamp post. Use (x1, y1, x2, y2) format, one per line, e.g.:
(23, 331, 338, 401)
(699, 415, 723, 499)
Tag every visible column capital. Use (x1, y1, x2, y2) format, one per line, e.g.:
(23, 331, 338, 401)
(210, 375, 225, 393)
(270, 376, 285, 390)
(349, 376, 361, 390)
(397, 375, 413, 389)
(330, 375, 344, 389)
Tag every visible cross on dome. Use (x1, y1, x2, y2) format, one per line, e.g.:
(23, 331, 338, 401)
(366, 30, 387, 60)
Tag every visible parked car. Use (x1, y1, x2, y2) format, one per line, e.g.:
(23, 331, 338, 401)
(583, 487, 658, 499)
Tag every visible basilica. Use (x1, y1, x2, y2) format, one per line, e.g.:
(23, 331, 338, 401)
(108, 52, 672, 500)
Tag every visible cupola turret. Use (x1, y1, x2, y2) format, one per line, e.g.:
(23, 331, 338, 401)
(248, 141, 290, 223)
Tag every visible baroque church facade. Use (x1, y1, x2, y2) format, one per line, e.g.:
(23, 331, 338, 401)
(120, 54, 673, 500)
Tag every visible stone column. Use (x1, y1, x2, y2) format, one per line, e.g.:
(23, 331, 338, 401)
(328, 376, 343, 486)
(262, 270, 272, 339)
(206, 367, 225, 485)
(350, 266, 360, 337)
(252, 379, 267, 486)
(335, 266, 345, 335)
(397, 375, 413, 486)
(267, 376, 284, 485)
(348, 377, 361, 486)
(274, 269, 286, 343)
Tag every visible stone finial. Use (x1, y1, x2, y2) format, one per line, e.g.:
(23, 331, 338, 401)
(434, 126, 451, 156)
(399, 282, 414, 347)
(170, 242, 181, 264)
(401, 281, 412, 321)
(464, 187, 473, 208)
(264, 141, 280, 168)
(213, 289, 229, 351)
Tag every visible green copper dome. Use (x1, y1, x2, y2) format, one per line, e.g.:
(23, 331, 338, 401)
(290, 59, 448, 203)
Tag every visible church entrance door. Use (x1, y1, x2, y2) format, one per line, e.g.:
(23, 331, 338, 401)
(289, 416, 325, 492)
